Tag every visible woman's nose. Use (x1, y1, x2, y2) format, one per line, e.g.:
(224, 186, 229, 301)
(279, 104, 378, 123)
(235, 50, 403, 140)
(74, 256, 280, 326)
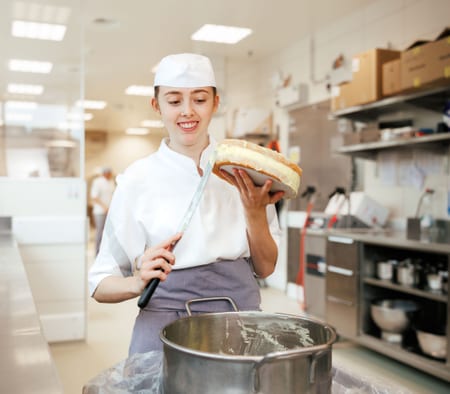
(180, 103, 193, 117)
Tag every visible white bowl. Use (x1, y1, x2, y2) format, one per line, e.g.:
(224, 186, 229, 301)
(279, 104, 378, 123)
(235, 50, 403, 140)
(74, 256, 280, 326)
(416, 330, 447, 360)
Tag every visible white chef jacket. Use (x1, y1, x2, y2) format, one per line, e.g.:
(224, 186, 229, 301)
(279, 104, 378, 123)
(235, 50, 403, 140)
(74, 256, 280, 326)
(88, 137, 281, 296)
(90, 176, 115, 215)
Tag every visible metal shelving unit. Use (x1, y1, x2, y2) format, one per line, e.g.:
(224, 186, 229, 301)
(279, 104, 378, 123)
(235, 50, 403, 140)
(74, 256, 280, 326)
(331, 84, 450, 122)
(363, 277, 447, 303)
(335, 133, 450, 160)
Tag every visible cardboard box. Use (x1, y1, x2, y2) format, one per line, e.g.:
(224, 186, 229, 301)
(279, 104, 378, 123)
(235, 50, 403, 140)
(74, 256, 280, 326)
(350, 48, 400, 104)
(382, 59, 401, 96)
(331, 48, 400, 111)
(401, 41, 431, 90)
(342, 131, 361, 146)
(427, 34, 450, 85)
(331, 82, 356, 112)
(401, 28, 450, 90)
(360, 126, 381, 143)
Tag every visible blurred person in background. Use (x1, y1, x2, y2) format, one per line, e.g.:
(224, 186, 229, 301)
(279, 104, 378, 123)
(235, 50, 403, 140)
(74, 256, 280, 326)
(90, 167, 115, 255)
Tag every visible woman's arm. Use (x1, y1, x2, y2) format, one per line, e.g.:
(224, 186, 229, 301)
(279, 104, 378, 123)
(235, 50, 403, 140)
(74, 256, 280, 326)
(219, 168, 284, 278)
(92, 233, 182, 303)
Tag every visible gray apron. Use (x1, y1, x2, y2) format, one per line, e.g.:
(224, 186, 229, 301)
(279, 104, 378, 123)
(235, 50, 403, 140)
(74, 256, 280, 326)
(129, 258, 261, 355)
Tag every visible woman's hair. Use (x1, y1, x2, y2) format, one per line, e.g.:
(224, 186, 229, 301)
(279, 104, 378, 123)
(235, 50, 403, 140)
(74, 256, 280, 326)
(154, 86, 217, 100)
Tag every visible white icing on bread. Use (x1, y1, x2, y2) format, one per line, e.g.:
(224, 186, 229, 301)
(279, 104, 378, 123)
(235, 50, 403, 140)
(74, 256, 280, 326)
(213, 139, 302, 198)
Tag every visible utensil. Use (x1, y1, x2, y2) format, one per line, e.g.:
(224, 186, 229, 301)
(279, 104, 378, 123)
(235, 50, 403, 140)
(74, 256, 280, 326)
(416, 329, 447, 360)
(370, 299, 420, 343)
(397, 261, 415, 287)
(377, 261, 393, 280)
(160, 297, 337, 394)
(137, 151, 216, 309)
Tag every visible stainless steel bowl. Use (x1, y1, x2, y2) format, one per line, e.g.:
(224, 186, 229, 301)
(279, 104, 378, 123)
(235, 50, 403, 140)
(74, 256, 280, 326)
(371, 299, 420, 336)
(416, 329, 447, 360)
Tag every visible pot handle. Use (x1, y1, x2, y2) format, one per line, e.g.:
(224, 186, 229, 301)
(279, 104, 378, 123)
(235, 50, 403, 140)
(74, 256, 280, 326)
(185, 296, 239, 316)
(251, 348, 329, 393)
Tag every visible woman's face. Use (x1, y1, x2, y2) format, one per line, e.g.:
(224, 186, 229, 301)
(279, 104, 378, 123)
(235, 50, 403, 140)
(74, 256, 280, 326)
(152, 86, 219, 151)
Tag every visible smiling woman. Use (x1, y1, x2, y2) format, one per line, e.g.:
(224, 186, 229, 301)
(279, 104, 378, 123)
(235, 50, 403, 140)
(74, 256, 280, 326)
(88, 53, 284, 355)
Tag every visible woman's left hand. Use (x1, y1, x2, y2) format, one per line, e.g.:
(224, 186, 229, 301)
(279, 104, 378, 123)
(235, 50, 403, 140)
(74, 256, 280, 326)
(220, 168, 284, 212)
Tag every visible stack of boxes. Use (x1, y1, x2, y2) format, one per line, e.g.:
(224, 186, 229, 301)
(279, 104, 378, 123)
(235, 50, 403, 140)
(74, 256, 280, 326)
(332, 27, 450, 113)
(332, 48, 400, 111)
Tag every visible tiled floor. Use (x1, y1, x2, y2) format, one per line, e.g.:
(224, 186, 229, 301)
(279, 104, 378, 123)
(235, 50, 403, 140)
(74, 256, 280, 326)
(49, 247, 450, 393)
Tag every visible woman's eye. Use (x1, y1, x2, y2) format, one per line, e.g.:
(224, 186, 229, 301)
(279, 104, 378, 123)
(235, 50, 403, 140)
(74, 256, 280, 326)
(195, 99, 206, 104)
(168, 100, 180, 105)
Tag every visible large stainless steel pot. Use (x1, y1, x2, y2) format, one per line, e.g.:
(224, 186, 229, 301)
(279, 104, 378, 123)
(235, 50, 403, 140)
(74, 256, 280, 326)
(160, 297, 337, 394)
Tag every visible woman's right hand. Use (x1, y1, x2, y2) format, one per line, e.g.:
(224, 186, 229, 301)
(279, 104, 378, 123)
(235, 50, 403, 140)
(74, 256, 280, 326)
(136, 232, 182, 292)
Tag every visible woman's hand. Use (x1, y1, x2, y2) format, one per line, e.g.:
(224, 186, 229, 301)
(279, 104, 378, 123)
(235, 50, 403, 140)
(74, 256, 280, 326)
(136, 232, 182, 292)
(220, 168, 284, 212)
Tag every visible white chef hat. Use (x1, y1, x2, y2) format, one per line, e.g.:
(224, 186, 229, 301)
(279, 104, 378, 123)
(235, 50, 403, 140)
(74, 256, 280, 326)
(154, 53, 216, 88)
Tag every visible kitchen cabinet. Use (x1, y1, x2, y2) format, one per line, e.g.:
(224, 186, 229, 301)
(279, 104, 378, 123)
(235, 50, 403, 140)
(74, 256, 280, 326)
(326, 230, 450, 382)
(326, 235, 360, 338)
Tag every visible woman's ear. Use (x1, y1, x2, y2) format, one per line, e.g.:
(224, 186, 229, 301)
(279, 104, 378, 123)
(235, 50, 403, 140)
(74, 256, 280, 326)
(213, 94, 220, 114)
(151, 97, 160, 113)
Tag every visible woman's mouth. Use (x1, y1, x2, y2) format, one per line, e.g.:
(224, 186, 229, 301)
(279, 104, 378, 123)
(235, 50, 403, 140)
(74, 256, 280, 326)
(178, 121, 198, 131)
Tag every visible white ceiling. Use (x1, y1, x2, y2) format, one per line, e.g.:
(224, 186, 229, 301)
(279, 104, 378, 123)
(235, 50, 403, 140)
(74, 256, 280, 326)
(1, 0, 376, 134)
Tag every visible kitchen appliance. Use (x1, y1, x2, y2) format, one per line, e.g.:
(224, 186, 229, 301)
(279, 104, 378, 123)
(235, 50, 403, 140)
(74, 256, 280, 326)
(370, 299, 420, 343)
(160, 297, 337, 394)
(137, 151, 216, 309)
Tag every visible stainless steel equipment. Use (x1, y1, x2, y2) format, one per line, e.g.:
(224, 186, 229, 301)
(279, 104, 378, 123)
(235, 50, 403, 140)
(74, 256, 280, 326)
(304, 232, 327, 320)
(370, 299, 420, 343)
(326, 235, 360, 338)
(160, 297, 337, 394)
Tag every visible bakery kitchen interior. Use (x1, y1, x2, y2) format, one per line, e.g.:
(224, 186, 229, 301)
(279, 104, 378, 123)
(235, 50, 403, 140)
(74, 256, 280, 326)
(1, 0, 450, 393)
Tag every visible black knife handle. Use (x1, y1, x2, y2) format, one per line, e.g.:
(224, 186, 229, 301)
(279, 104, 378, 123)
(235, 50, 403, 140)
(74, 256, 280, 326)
(138, 277, 160, 309)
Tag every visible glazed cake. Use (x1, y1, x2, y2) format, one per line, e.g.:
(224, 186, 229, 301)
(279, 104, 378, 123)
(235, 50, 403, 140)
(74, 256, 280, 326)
(212, 139, 302, 199)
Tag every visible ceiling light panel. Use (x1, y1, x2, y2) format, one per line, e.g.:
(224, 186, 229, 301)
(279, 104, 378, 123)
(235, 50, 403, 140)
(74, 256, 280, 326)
(67, 112, 93, 121)
(140, 119, 164, 128)
(125, 85, 154, 96)
(11, 20, 67, 41)
(76, 100, 107, 110)
(5, 100, 38, 110)
(7, 83, 44, 95)
(9, 59, 53, 74)
(191, 24, 252, 44)
(126, 127, 149, 135)
(13, 1, 72, 24)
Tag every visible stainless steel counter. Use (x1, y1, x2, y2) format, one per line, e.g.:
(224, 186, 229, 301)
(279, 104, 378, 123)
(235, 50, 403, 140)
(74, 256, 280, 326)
(0, 232, 62, 393)
(307, 228, 450, 254)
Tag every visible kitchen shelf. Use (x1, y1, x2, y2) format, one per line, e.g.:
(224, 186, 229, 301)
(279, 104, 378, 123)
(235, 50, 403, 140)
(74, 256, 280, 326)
(364, 277, 448, 303)
(355, 334, 450, 382)
(331, 84, 450, 122)
(335, 133, 450, 160)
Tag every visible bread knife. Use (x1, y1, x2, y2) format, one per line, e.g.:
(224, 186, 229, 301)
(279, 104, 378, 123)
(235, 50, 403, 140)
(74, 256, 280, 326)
(137, 150, 216, 309)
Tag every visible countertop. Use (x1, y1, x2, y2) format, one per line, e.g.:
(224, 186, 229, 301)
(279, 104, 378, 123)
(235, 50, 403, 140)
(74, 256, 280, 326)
(0, 232, 62, 393)
(306, 227, 450, 254)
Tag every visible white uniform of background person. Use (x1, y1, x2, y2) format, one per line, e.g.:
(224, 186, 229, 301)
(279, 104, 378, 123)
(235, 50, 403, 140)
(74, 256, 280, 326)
(90, 167, 115, 255)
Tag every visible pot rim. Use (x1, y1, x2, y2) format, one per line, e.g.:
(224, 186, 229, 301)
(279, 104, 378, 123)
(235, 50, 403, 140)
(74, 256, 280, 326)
(159, 311, 337, 362)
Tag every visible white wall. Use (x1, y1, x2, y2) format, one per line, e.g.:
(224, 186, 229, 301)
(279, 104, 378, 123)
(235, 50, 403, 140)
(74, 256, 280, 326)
(223, 0, 450, 289)
(225, 0, 449, 218)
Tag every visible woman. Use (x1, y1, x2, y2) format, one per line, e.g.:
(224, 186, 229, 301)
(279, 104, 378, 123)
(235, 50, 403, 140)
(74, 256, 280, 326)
(88, 53, 284, 354)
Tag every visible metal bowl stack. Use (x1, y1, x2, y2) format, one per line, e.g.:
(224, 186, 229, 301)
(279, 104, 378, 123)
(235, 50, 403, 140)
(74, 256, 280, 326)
(370, 299, 420, 343)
